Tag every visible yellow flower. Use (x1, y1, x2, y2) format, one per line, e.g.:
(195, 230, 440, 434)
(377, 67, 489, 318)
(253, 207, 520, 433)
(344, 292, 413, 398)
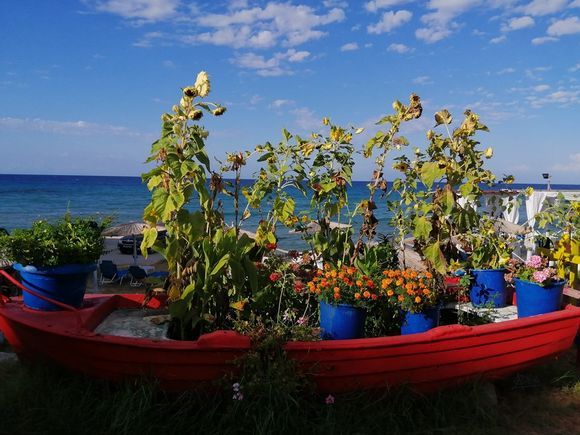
(194, 71, 211, 97)
(484, 147, 493, 159)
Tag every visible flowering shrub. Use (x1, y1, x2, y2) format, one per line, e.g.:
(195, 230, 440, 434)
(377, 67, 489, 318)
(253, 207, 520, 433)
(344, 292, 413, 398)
(380, 269, 437, 313)
(511, 255, 561, 287)
(307, 264, 379, 308)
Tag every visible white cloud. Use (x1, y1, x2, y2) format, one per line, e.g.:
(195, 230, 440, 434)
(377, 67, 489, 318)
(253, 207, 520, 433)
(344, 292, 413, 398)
(367, 10, 412, 34)
(526, 89, 580, 108)
(340, 42, 359, 51)
(521, 0, 568, 16)
(0, 117, 146, 137)
(571, 0, 580, 7)
(387, 42, 413, 53)
(552, 153, 580, 172)
(89, 0, 180, 22)
(291, 107, 320, 130)
(231, 49, 310, 76)
(531, 36, 558, 45)
(502, 16, 534, 32)
(547, 17, 580, 36)
(497, 67, 516, 75)
(415, 0, 478, 43)
(490, 35, 507, 44)
(323, 0, 348, 7)
(413, 75, 432, 85)
(132, 31, 165, 47)
(570, 63, 580, 72)
(533, 84, 550, 92)
(270, 99, 294, 108)
(364, 0, 410, 13)
(195, 3, 345, 49)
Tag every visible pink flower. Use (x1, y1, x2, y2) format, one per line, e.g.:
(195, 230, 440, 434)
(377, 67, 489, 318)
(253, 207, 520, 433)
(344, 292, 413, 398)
(325, 394, 335, 405)
(269, 272, 281, 282)
(533, 269, 549, 284)
(297, 316, 307, 326)
(525, 255, 543, 269)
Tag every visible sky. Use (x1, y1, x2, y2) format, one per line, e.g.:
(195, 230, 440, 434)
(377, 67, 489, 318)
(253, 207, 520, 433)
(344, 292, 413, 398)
(0, 0, 579, 184)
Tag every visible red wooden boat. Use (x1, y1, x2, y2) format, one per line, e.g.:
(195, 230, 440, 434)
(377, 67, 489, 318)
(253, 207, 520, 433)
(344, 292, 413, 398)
(1, 271, 579, 393)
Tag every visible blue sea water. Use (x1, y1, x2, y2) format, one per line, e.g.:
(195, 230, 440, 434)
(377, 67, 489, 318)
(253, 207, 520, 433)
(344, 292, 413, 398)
(0, 174, 578, 250)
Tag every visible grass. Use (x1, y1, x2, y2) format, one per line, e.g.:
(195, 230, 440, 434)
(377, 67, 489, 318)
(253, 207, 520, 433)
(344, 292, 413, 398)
(0, 348, 579, 435)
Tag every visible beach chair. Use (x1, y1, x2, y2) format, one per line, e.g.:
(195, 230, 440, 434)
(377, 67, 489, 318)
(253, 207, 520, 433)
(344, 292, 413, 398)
(99, 261, 128, 285)
(128, 266, 148, 287)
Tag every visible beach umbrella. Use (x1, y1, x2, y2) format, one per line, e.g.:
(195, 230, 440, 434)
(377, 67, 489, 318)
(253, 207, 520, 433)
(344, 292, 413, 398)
(102, 222, 164, 264)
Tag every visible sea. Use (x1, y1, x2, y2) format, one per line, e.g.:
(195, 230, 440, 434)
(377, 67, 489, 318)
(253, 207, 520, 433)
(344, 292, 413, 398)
(1, 174, 578, 250)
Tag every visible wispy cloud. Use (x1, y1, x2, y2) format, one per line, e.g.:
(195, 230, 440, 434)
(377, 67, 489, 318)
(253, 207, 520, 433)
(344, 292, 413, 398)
(551, 152, 580, 172)
(531, 36, 558, 45)
(231, 48, 310, 76)
(291, 107, 320, 130)
(547, 17, 580, 36)
(490, 35, 506, 44)
(368, 10, 412, 34)
(520, 0, 568, 17)
(387, 42, 413, 53)
(0, 117, 150, 137)
(88, 0, 181, 23)
(412, 75, 432, 85)
(364, 0, 411, 13)
(501, 16, 534, 32)
(340, 42, 359, 51)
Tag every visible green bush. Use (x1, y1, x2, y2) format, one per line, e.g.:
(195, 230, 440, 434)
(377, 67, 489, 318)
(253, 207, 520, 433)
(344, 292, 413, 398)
(0, 214, 108, 267)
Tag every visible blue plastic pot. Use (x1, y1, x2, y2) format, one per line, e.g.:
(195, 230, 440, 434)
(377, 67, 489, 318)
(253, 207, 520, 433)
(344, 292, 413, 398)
(401, 307, 440, 335)
(470, 269, 507, 308)
(319, 301, 367, 340)
(13, 263, 96, 311)
(515, 278, 565, 318)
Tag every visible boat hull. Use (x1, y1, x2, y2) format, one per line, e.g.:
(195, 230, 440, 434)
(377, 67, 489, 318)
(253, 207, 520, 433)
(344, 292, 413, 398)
(0, 294, 578, 393)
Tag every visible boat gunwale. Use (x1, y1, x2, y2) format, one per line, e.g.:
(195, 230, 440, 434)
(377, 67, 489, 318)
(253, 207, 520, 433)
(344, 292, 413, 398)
(1, 293, 579, 352)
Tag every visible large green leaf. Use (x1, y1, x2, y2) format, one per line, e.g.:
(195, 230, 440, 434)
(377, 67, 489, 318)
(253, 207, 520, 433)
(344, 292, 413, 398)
(420, 162, 445, 188)
(141, 227, 158, 255)
(413, 216, 432, 240)
(210, 254, 230, 276)
(423, 242, 447, 273)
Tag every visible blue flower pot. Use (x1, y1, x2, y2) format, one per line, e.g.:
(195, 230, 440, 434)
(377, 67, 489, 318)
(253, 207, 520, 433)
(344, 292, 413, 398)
(515, 278, 565, 318)
(401, 307, 440, 335)
(14, 263, 97, 311)
(470, 269, 507, 308)
(319, 301, 367, 340)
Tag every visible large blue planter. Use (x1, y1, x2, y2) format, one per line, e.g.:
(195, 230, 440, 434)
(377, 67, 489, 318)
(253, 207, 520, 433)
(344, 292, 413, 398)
(401, 307, 440, 335)
(515, 278, 565, 318)
(470, 269, 507, 308)
(13, 263, 96, 311)
(319, 301, 367, 340)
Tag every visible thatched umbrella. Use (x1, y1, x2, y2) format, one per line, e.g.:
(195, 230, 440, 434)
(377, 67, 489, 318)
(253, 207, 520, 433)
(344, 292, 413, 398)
(102, 222, 164, 264)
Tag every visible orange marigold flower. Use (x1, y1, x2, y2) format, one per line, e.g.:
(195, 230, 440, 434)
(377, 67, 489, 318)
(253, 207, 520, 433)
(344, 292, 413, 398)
(356, 280, 363, 287)
(333, 286, 340, 293)
(330, 270, 337, 278)
(316, 270, 323, 276)
(371, 293, 378, 300)
(423, 289, 431, 295)
(397, 295, 404, 302)
(381, 279, 389, 290)
(425, 272, 433, 279)
(396, 279, 404, 286)
(382, 270, 390, 276)
(387, 290, 394, 297)
(354, 292, 361, 300)
(333, 293, 340, 300)
(363, 290, 371, 298)
(324, 264, 331, 271)
(415, 296, 422, 303)
(366, 280, 375, 288)
(347, 267, 356, 275)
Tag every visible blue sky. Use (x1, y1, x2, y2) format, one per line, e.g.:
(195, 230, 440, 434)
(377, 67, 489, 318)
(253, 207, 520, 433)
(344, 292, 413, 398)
(1, 0, 579, 183)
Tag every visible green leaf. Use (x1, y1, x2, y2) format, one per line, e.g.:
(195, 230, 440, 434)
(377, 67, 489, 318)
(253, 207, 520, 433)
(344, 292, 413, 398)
(141, 227, 158, 255)
(210, 254, 230, 276)
(413, 216, 432, 240)
(434, 109, 452, 126)
(420, 162, 445, 188)
(442, 187, 455, 215)
(423, 242, 447, 273)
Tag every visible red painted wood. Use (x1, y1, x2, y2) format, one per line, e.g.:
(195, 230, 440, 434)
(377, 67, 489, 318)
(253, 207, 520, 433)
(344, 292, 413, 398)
(0, 293, 579, 393)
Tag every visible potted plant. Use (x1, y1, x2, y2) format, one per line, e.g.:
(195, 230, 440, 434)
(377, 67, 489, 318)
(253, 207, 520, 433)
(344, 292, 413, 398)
(462, 217, 513, 308)
(307, 264, 378, 339)
(0, 215, 107, 310)
(510, 255, 565, 318)
(381, 269, 439, 334)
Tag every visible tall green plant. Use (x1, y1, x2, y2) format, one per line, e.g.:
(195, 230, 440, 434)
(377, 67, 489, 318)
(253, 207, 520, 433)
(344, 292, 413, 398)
(141, 72, 257, 338)
(390, 108, 513, 277)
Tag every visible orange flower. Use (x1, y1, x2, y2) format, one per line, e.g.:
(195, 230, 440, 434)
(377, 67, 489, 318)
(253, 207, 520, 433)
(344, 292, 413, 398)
(425, 271, 433, 279)
(366, 280, 375, 288)
(371, 293, 378, 300)
(354, 292, 361, 300)
(347, 267, 356, 275)
(415, 296, 422, 303)
(387, 289, 394, 297)
(356, 280, 363, 287)
(423, 289, 431, 295)
(333, 286, 340, 293)
(333, 293, 341, 300)
(363, 290, 371, 298)
(397, 295, 404, 302)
